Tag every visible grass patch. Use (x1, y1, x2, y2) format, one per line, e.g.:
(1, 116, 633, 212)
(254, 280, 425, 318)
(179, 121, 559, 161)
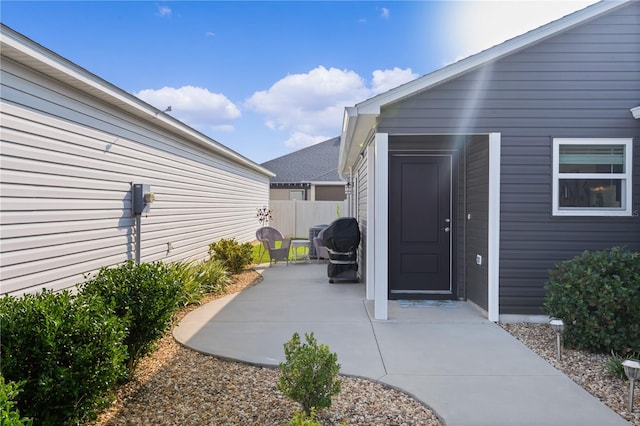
(252, 240, 310, 263)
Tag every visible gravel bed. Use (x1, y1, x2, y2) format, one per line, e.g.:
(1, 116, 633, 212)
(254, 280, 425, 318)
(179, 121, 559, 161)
(502, 323, 639, 425)
(92, 270, 442, 426)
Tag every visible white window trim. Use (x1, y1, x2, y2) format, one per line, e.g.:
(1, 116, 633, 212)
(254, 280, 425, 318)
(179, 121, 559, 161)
(552, 138, 632, 217)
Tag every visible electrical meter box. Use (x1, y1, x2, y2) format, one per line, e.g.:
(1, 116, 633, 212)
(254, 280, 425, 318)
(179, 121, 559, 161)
(132, 183, 154, 215)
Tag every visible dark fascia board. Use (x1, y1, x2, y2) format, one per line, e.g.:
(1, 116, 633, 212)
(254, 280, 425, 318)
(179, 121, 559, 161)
(339, 0, 634, 174)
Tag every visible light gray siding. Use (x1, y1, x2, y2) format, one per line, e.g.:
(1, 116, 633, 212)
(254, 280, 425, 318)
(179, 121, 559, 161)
(376, 2, 640, 314)
(1, 52, 270, 296)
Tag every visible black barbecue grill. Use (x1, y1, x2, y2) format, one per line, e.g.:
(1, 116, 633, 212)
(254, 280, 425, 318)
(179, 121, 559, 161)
(321, 217, 360, 283)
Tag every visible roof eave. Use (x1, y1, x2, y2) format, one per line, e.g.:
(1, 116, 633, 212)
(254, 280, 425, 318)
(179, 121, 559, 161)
(339, 107, 377, 175)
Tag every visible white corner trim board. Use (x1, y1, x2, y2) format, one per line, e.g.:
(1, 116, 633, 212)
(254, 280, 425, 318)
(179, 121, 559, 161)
(488, 133, 501, 323)
(373, 133, 389, 320)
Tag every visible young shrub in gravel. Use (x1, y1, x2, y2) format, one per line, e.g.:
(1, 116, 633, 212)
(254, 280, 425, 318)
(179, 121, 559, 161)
(0, 378, 33, 426)
(0, 291, 126, 425)
(79, 260, 183, 376)
(285, 409, 322, 426)
(544, 247, 640, 354)
(278, 332, 342, 416)
(209, 238, 253, 274)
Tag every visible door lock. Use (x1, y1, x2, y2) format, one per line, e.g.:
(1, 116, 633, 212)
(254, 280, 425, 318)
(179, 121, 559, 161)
(442, 226, 450, 233)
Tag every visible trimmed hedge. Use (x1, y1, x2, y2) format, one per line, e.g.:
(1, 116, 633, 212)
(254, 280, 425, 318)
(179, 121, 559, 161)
(0, 254, 246, 424)
(544, 247, 640, 354)
(79, 261, 183, 375)
(0, 291, 126, 425)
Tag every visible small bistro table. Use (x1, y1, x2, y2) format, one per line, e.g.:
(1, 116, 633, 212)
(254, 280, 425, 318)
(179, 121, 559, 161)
(290, 239, 310, 263)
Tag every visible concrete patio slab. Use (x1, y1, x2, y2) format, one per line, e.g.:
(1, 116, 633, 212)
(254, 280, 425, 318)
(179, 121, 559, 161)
(173, 262, 629, 426)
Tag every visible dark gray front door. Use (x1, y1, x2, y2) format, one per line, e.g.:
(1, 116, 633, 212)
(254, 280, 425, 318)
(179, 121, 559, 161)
(389, 153, 454, 298)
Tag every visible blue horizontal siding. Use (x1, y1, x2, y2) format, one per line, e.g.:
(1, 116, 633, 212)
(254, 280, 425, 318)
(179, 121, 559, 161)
(378, 2, 640, 315)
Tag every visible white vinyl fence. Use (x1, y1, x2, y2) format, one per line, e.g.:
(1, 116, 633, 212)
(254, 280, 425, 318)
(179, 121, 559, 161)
(269, 200, 348, 238)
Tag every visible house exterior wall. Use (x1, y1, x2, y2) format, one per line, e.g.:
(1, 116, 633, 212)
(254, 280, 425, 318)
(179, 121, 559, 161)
(270, 188, 299, 200)
(315, 185, 346, 201)
(374, 3, 640, 315)
(270, 186, 345, 201)
(465, 137, 490, 311)
(1, 56, 270, 296)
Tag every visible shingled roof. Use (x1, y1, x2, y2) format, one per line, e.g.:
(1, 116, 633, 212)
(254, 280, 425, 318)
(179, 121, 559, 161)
(261, 137, 342, 184)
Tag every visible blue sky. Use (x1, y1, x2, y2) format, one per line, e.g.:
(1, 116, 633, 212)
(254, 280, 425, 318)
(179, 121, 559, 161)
(2, 1, 596, 163)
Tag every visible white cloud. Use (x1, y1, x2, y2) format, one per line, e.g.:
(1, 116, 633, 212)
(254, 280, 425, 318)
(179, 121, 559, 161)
(157, 6, 171, 17)
(284, 132, 329, 150)
(245, 65, 417, 150)
(440, 1, 598, 64)
(205, 31, 216, 37)
(135, 86, 241, 132)
(380, 7, 390, 19)
(372, 67, 418, 94)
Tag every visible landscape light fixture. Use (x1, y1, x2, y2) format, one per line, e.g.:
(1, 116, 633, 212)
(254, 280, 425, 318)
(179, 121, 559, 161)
(549, 318, 565, 361)
(622, 359, 640, 412)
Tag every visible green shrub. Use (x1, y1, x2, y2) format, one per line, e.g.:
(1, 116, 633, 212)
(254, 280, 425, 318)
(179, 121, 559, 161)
(172, 259, 231, 306)
(79, 260, 183, 375)
(0, 291, 126, 425)
(285, 409, 322, 426)
(278, 332, 342, 416)
(0, 378, 32, 426)
(209, 238, 253, 274)
(544, 247, 640, 354)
